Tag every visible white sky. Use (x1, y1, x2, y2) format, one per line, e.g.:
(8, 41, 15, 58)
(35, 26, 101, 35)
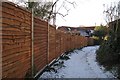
(7, 0, 119, 27)
(55, 0, 119, 27)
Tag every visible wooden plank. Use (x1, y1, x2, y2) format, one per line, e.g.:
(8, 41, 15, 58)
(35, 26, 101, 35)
(2, 46, 31, 57)
(2, 51, 30, 67)
(34, 50, 47, 58)
(3, 59, 30, 78)
(2, 57, 31, 72)
(2, 40, 30, 51)
(2, 6, 15, 16)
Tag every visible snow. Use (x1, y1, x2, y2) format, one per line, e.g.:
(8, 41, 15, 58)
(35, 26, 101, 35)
(39, 46, 115, 78)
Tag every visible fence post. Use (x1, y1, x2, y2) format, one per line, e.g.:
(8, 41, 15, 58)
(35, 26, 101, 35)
(31, 8, 34, 78)
(47, 21, 50, 65)
(0, 1, 2, 79)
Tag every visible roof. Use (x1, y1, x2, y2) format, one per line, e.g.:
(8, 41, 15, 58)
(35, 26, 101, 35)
(58, 26, 95, 32)
(58, 26, 77, 31)
(78, 26, 95, 30)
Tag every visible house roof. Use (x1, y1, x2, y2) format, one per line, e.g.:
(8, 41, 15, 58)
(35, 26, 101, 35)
(57, 26, 95, 37)
(58, 26, 95, 32)
(58, 26, 77, 31)
(78, 26, 95, 30)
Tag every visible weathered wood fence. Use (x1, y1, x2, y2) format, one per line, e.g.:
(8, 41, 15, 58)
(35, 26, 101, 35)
(0, 2, 93, 78)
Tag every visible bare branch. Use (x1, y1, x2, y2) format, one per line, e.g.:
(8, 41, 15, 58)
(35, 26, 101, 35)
(48, 0, 59, 20)
(53, 12, 68, 17)
(57, 1, 65, 12)
(63, 5, 70, 12)
(64, 0, 76, 8)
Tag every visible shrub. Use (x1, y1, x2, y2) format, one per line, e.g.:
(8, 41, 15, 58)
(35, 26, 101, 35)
(96, 30, 120, 78)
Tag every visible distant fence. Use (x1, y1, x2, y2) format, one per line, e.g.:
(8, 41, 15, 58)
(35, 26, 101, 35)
(1, 2, 94, 78)
(109, 19, 120, 37)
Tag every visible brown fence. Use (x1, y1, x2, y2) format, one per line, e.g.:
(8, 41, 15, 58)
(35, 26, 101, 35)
(2, 2, 31, 78)
(1, 2, 94, 78)
(33, 17, 48, 76)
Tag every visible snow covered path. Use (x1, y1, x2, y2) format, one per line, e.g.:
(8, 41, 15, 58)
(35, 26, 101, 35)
(39, 46, 115, 78)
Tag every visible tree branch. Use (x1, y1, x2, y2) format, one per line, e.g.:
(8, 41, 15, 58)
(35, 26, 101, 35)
(64, 0, 76, 8)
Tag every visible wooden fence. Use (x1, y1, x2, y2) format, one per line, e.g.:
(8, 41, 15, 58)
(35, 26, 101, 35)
(1, 2, 94, 78)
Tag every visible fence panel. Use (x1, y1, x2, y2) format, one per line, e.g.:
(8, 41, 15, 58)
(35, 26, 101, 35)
(2, 2, 31, 78)
(48, 25, 56, 63)
(87, 37, 94, 46)
(34, 17, 48, 75)
(55, 30, 61, 58)
(60, 31, 65, 53)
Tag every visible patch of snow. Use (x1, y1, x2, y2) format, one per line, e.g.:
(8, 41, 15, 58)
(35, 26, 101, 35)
(39, 46, 115, 78)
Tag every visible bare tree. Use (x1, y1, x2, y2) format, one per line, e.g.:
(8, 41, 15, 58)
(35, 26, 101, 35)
(47, 0, 76, 25)
(11, 0, 76, 25)
(103, 2, 120, 27)
(103, 1, 120, 39)
(103, 3, 116, 24)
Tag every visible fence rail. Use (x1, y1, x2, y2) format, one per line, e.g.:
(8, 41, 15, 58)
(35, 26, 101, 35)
(1, 2, 94, 78)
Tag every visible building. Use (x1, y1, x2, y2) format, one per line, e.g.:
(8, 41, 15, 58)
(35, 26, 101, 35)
(58, 26, 95, 37)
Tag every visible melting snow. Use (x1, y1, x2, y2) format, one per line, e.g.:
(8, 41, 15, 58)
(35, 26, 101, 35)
(39, 46, 115, 78)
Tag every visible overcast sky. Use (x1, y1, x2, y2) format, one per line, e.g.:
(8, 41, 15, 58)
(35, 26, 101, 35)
(8, 0, 119, 27)
(54, 0, 119, 27)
